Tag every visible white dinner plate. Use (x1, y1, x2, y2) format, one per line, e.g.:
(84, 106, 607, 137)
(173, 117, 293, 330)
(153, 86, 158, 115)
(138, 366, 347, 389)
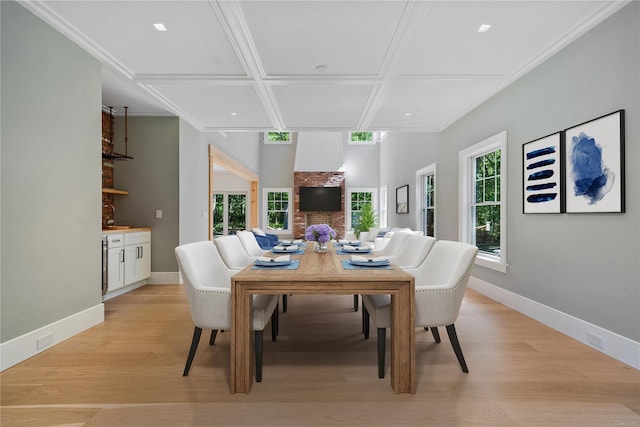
(255, 260, 294, 267)
(348, 259, 390, 267)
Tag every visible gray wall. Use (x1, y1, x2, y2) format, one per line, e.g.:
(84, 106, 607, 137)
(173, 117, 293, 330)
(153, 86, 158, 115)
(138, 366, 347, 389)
(1, 2, 102, 341)
(114, 117, 180, 272)
(343, 138, 380, 189)
(380, 132, 442, 230)
(382, 3, 639, 341)
(179, 119, 209, 245)
(178, 126, 263, 245)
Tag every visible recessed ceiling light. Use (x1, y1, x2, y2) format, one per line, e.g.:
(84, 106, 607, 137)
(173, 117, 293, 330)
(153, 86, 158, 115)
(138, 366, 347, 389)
(230, 112, 237, 116)
(153, 23, 167, 32)
(405, 112, 412, 117)
(315, 64, 329, 73)
(477, 24, 491, 33)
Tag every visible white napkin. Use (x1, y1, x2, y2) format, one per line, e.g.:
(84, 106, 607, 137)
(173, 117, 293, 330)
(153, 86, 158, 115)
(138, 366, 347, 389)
(343, 244, 367, 251)
(350, 255, 389, 263)
(339, 239, 360, 245)
(273, 244, 298, 251)
(292, 239, 303, 244)
(280, 240, 292, 245)
(256, 255, 291, 263)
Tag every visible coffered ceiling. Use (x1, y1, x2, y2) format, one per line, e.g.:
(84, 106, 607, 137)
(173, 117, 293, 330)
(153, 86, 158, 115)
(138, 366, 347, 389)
(23, 0, 627, 132)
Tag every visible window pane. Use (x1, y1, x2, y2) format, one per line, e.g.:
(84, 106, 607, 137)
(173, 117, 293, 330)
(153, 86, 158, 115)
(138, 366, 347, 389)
(475, 179, 484, 203)
(475, 204, 500, 255)
(268, 212, 286, 230)
(213, 194, 224, 236)
(425, 207, 435, 237)
(227, 194, 246, 235)
(475, 157, 484, 180)
(485, 177, 496, 202)
(352, 212, 361, 230)
(351, 132, 373, 142)
(268, 132, 289, 141)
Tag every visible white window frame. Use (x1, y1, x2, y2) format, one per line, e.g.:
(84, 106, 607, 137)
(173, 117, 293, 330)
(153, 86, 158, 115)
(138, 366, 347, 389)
(458, 131, 508, 272)
(262, 188, 293, 234)
(346, 188, 378, 231)
(347, 131, 380, 145)
(415, 163, 436, 238)
(379, 185, 388, 229)
(263, 132, 292, 144)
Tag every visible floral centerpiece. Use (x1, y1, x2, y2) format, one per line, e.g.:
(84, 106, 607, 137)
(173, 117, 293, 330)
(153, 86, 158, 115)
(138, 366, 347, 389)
(305, 223, 336, 253)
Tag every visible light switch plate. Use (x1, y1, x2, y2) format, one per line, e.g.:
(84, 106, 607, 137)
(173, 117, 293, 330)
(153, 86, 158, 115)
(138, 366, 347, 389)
(155, 210, 162, 219)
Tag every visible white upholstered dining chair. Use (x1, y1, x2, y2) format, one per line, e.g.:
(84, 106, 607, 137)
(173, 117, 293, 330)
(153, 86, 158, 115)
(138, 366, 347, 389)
(214, 235, 257, 269)
(354, 232, 419, 313)
(363, 240, 478, 378)
(216, 234, 289, 314)
(237, 230, 269, 257)
(360, 235, 435, 331)
(175, 241, 278, 381)
(390, 235, 436, 269)
(375, 231, 412, 260)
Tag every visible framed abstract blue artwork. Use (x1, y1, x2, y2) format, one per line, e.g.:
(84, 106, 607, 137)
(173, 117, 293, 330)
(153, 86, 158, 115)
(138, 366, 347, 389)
(523, 132, 564, 213)
(563, 110, 625, 213)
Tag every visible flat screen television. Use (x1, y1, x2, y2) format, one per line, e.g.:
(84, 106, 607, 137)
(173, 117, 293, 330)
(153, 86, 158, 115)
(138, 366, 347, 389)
(299, 186, 342, 212)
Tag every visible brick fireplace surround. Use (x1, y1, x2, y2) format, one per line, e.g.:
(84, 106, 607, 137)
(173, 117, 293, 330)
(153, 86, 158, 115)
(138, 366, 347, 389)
(293, 172, 346, 239)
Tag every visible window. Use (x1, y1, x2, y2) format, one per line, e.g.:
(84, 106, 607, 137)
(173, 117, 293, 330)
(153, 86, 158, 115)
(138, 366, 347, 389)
(416, 164, 436, 237)
(348, 131, 379, 145)
(264, 132, 292, 144)
(212, 192, 247, 236)
(347, 189, 377, 231)
(262, 188, 292, 233)
(459, 131, 507, 272)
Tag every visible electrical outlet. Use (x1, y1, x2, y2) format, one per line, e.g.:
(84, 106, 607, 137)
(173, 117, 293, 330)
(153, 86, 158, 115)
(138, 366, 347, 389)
(37, 334, 53, 350)
(587, 332, 604, 349)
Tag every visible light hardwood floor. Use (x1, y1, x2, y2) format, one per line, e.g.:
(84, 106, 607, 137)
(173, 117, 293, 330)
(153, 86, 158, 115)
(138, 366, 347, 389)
(1, 285, 638, 426)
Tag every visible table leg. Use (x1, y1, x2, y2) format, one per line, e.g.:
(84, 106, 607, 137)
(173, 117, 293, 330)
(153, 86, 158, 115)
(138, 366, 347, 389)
(389, 281, 416, 393)
(230, 283, 253, 393)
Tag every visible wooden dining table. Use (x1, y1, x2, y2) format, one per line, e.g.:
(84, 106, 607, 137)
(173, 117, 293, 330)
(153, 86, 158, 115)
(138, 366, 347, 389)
(230, 243, 416, 394)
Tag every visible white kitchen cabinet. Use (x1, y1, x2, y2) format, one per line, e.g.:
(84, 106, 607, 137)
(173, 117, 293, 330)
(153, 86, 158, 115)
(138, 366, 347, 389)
(124, 231, 151, 286)
(107, 234, 125, 292)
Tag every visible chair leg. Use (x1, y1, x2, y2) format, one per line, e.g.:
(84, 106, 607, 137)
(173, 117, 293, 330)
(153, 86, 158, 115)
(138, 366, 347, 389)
(271, 305, 278, 342)
(377, 328, 386, 379)
(430, 327, 441, 343)
(183, 326, 202, 376)
(209, 329, 218, 345)
(353, 294, 359, 311)
(282, 295, 287, 313)
(446, 324, 468, 373)
(363, 306, 370, 340)
(255, 330, 264, 382)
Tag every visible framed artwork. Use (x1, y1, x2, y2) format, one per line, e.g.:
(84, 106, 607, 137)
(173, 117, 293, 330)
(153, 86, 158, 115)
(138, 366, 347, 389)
(564, 110, 625, 213)
(522, 132, 564, 213)
(396, 184, 409, 214)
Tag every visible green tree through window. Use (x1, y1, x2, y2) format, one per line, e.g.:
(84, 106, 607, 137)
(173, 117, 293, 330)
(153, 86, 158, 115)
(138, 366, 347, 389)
(266, 191, 289, 230)
(473, 150, 501, 255)
(350, 132, 373, 142)
(267, 132, 290, 142)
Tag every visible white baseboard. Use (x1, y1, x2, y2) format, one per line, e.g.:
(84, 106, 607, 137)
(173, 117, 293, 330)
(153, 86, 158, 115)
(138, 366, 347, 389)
(0, 303, 104, 371)
(102, 280, 146, 301)
(468, 276, 640, 370)
(147, 272, 180, 285)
